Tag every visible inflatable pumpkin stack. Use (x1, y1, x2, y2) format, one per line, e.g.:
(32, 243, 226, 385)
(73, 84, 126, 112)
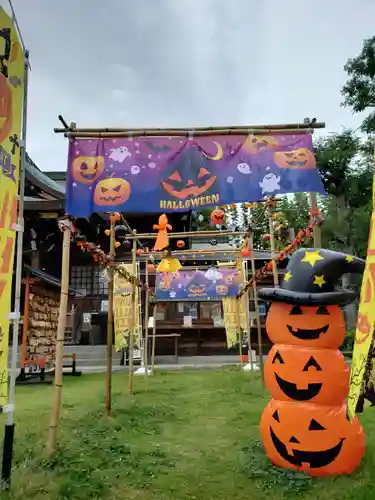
(258, 248, 366, 476)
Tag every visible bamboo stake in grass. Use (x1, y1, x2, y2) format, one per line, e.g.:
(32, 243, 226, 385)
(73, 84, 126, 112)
(151, 304, 157, 374)
(47, 221, 72, 456)
(249, 233, 264, 383)
(105, 217, 116, 415)
(128, 239, 137, 393)
(144, 263, 150, 377)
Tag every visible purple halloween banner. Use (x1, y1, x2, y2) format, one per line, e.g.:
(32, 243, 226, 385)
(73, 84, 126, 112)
(155, 267, 241, 301)
(65, 134, 325, 216)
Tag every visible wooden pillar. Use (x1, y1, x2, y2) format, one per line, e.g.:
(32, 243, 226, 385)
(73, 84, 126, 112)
(20, 277, 31, 369)
(249, 233, 264, 383)
(267, 205, 279, 287)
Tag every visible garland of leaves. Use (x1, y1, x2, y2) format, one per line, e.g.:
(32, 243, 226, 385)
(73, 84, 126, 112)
(73, 233, 142, 288)
(237, 207, 323, 298)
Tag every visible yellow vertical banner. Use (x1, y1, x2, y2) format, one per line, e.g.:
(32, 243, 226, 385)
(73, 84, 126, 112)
(113, 264, 141, 351)
(348, 172, 375, 419)
(0, 8, 24, 409)
(222, 296, 246, 348)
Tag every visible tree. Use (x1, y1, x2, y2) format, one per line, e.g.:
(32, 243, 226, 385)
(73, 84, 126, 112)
(314, 130, 373, 258)
(341, 37, 375, 133)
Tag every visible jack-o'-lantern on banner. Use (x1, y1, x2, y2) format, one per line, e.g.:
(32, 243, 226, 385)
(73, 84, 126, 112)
(258, 248, 366, 477)
(161, 148, 217, 199)
(93, 178, 131, 206)
(72, 155, 105, 184)
(274, 148, 316, 170)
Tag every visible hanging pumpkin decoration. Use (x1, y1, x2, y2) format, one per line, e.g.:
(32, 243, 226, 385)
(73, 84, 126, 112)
(148, 263, 156, 273)
(263, 234, 271, 241)
(176, 240, 185, 249)
(241, 247, 250, 258)
(136, 248, 144, 256)
(210, 208, 225, 226)
(258, 248, 366, 477)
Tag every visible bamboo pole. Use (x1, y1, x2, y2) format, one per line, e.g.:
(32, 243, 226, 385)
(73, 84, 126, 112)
(125, 230, 249, 240)
(144, 263, 149, 377)
(128, 239, 137, 393)
(309, 192, 322, 248)
(151, 304, 157, 374)
(236, 300, 243, 369)
(243, 260, 253, 371)
(20, 277, 31, 370)
(54, 121, 325, 136)
(249, 233, 264, 383)
(47, 224, 72, 456)
(105, 217, 115, 416)
(267, 207, 279, 287)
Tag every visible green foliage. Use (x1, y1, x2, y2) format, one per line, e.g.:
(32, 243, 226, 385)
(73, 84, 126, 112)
(341, 36, 375, 133)
(5, 370, 375, 499)
(240, 440, 312, 494)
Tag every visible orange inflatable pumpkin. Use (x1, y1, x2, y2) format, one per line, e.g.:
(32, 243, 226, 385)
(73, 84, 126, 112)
(0, 74, 12, 143)
(264, 345, 349, 405)
(210, 209, 225, 225)
(274, 148, 316, 170)
(93, 178, 131, 206)
(266, 302, 346, 349)
(260, 399, 365, 477)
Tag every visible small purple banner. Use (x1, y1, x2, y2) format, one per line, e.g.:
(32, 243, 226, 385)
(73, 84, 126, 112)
(156, 267, 241, 301)
(65, 134, 325, 216)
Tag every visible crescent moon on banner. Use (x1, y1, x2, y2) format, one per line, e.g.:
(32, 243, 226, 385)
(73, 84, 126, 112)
(202, 141, 223, 161)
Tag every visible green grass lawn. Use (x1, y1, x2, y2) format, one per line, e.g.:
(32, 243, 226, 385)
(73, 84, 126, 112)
(2, 368, 375, 500)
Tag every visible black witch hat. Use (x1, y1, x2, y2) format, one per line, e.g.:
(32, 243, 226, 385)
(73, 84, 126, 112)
(258, 248, 365, 305)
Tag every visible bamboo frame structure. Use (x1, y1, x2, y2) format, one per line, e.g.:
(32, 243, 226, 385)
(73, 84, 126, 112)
(47, 226, 71, 456)
(151, 304, 157, 373)
(128, 239, 137, 393)
(105, 218, 115, 416)
(242, 260, 253, 371)
(267, 207, 279, 287)
(54, 120, 325, 138)
(309, 192, 322, 248)
(126, 230, 248, 240)
(143, 263, 150, 377)
(249, 233, 264, 382)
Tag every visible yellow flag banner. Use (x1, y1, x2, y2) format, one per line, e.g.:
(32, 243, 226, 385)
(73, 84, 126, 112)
(348, 172, 375, 420)
(222, 296, 246, 348)
(113, 264, 141, 351)
(0, 8, 24, 409)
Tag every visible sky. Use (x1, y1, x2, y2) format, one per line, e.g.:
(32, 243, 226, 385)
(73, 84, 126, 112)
(5, 0, 375, 172)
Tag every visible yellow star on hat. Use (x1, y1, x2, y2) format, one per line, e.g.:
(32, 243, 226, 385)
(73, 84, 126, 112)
(313, 274, 326, 288)
(284, 271, 292, 282)
(345, 255, 354, 263)
(301, 250, 324, 267)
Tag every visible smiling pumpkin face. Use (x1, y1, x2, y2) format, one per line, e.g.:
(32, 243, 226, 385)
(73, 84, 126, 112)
(274, 148, 316, 169)
(243, 134, 280, 154)
(93, 178, 131, 206)
(72, 155, 105, 184)
(260, 400, 365, 476)
(265, 345, 349, 405)
(266, 302, 346, 349)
